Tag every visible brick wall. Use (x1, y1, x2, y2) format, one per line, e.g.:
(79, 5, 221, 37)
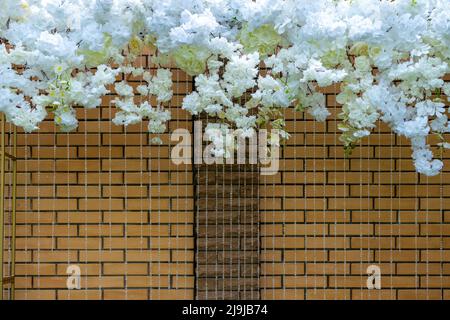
(3, 57, 196, 299)
(259, 83, 450, 300)
(1, 58, 450, 299)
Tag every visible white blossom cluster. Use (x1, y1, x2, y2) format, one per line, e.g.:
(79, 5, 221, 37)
(113, 67, 172, 135)
(1, 0, 450, 175)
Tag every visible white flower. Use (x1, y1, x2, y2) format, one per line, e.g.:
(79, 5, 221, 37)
(148, 68, 173, 102)
(147, 108, 171, 134)
(182, 92, 203, 115)
(204, 104, 222, 114)
(222, 53, 259, 98)
(115, 81, 134, 97)
(438, 142, 450, 149)
(92, 65, 118, 86)
(412, 145, 443, 176)
(353, 129, 370, 138)
(252, 76, 291, 108)
(205, 123, 235, 159)
(1, 0, 450, 175)
(207, 37, 242, 58)
(54, 106, 78, 132)
(169, 9, 219, 47)
(397, 117, 430, 139)
(302, 59, 347, 87)
(137, 85, 149, 96)
(431, 115, 449, 134)
(344, 97, 379, 130)
(308, 104, 330, 122)
(7, 102, 47, 133)
(113, 111, 142, 127)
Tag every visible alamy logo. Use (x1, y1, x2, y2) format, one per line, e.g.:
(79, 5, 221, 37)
(170, 121, 281, 175)
(66, 265, 81, 290)
(366, 265, 381, 289)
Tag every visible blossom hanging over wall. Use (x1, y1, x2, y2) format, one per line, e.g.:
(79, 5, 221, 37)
(1, 0, 450, 175)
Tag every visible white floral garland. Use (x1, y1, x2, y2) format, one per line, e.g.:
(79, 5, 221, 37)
(1, 0, 450, 175)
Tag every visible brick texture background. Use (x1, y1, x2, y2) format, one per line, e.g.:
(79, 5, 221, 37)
(1, 53, 450, 299)
(259, 89, 450, 300)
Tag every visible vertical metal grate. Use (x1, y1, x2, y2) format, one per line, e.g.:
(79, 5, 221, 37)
(0, 114, 17, 300)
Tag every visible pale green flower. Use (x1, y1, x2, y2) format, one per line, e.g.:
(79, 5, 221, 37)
(172, 45, 210, 76)
(238, 24, 283, 57)
(77, 34, 114, 67)
(349, 42, 369, 56)
(321, 49, 347, 68)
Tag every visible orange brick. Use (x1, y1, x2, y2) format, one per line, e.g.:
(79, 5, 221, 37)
(127, 275, 170, 287)
(102, 159, 147, 171)
(34, 250, 77, 263)
(259, 275, 283, 288)
(375, 198, 418, 210)
(56, 159, 100, 171)
(329, 198, 372, 210)
(172, 276, 195, 289)
(32, 199, 77, 211)
(328, 172, 372, 184)
(57, 186, 101, 198)
(171, 250, 194, 262)
(32, 146, 77, 158)
(79, 225, 124, 237)
(103, 289, 149, 300)
(103, 263, 148, 275)
(148, 289, 193, 300)
(351, 289, 396, 300)
(284, 250, 328, 262)
(103, 186, 148, 198)
(305, 211, 349, 223)
(261, 263, 304, 275)
(150, 263, 193, 275)
(15, 263, 56, 276)
(284, 276, 327, 288)
(57, 212, 102, 223)
(31, 172, 77, 184)
(330, 224, 373, 236)
(78, 146, 123, 158)
(15, 290, 56, 300)
(149, 237, 194, 249)
(397, 263, 444, 275)
(32, 225, 77, 237)
(103, 211, 148, 223)
(261, 237, 305, 249)
(78, 172, 123, 184)
(261, 289, 304, 300)
(170, 224, 194, 236)
(126, 249, 171, 262)
(375, 224, 419, 236)
(306, 289, 351, 300)
(103, 237, 149, 249)
(261, 211, 304, 223)
(398, 289, 442, 300)
(57, 237, 102, 249)
(79, 250, 124, 262)
(58, 290, 102, 300)
(17, 237, 54, 249)
(126, 224, 170, 236)
(79, 199, 123, 211)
